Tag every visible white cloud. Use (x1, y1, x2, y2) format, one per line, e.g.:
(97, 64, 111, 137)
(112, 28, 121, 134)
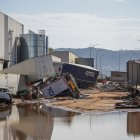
(107, 0, 128, 2)
(9, 13, 140, 50)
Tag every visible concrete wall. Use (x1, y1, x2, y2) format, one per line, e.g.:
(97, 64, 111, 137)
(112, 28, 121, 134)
(51, 51, 69, 63)
(8, 16, 23, 65)
(4, 15, 9, 60)
(51, 55, 61, 62)
(69, 52, 78, 63)
(0, 13, 5, 59)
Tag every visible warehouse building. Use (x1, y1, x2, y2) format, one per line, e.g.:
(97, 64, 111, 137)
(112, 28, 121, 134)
(0, 11, 24, 68)
(75, 57, 94, 67)
(127, 60, 140, 85)
(0, 11, 24, 93)
(111, 71, 127, 82)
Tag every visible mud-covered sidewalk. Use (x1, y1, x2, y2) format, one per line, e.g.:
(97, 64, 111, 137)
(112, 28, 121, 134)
(48, 89, 129, 112)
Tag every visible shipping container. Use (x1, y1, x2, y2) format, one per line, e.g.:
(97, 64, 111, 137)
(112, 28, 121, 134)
(0, 55, 56, 83)
(54, 62, 99, 85)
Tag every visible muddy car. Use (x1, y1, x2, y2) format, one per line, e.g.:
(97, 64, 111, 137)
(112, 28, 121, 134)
(0, 88, 12, 105)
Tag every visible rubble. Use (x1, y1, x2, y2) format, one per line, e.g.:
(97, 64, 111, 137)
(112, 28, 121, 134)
(39, 73, 81, 99)
(17, 73, 82, 100)
(115, 97, 140, 109)
(115, 85, 140, 109)
(99, 82, 131, 92)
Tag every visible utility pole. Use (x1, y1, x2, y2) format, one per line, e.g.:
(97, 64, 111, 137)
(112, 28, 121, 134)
(100, 54, 106, 76)
(89, 43, 99, 67)
(96, 49, 103, 69)
(119, 50, 120, 71)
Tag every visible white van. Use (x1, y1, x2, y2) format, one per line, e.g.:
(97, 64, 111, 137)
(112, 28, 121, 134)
(0, 88, 12, 105)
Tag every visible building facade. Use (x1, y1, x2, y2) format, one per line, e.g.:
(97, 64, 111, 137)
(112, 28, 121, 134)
(0, 11, 24, 68)
(75, 57, 94, 67)
(111, 71, 127, 82)
(51, 51, 78, 64)
(0, 12, 24, 93)
(127, 60, 140, 85)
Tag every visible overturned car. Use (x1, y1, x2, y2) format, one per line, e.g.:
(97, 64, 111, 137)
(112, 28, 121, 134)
(39, 73, 81, 99)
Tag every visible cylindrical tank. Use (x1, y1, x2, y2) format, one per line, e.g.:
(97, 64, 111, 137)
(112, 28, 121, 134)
(19, 30, 48, 62)
(20, 33, 38, 61)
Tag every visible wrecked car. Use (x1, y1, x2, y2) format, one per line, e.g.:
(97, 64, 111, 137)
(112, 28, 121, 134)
(40, 73, 81, 99)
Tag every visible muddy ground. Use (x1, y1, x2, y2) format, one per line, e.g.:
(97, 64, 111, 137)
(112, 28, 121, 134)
(13, 89, 130, 113)
(48, 89, 129, 112)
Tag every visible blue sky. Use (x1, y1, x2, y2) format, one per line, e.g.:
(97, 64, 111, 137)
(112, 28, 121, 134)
(1, 0, 140, 50)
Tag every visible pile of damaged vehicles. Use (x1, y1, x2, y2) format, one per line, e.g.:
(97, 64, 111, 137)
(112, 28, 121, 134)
(0, 55, 99, 105)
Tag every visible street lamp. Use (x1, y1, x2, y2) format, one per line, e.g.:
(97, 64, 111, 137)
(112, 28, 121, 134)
(118, 49, 124, 71)
(118, 50, 120, 71)
(89, 43, 92, 58)
(96, 49, 103, 69)
(100, 54, 106, 76)
(89, 43, 99, 67)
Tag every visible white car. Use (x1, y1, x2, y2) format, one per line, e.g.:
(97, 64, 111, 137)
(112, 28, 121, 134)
(0, 88, 12, 105)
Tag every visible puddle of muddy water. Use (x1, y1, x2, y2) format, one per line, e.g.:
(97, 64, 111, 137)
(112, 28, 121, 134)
(0, 104, 140, 140)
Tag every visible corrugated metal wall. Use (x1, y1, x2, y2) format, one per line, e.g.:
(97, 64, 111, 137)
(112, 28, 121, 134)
(20, 34, 38, 61)
(127, 60, 140, 85)
(20, 31, 48, 62)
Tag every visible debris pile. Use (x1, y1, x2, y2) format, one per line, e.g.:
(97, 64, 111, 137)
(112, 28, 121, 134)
(18, 73, 82, 100)
(39, 73, 81, 99)
(100, 82, 129, 92)
(115, 86, 140, 109)
(115, 97, 140, 109)
(0, 55, 99, 102)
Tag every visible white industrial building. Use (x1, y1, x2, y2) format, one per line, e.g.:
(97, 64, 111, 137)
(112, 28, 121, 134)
(0, 11, 23, 67)
(0, 11, 24, 93)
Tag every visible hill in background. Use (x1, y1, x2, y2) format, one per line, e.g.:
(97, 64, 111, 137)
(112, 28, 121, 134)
(54, 48, 140, 76)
